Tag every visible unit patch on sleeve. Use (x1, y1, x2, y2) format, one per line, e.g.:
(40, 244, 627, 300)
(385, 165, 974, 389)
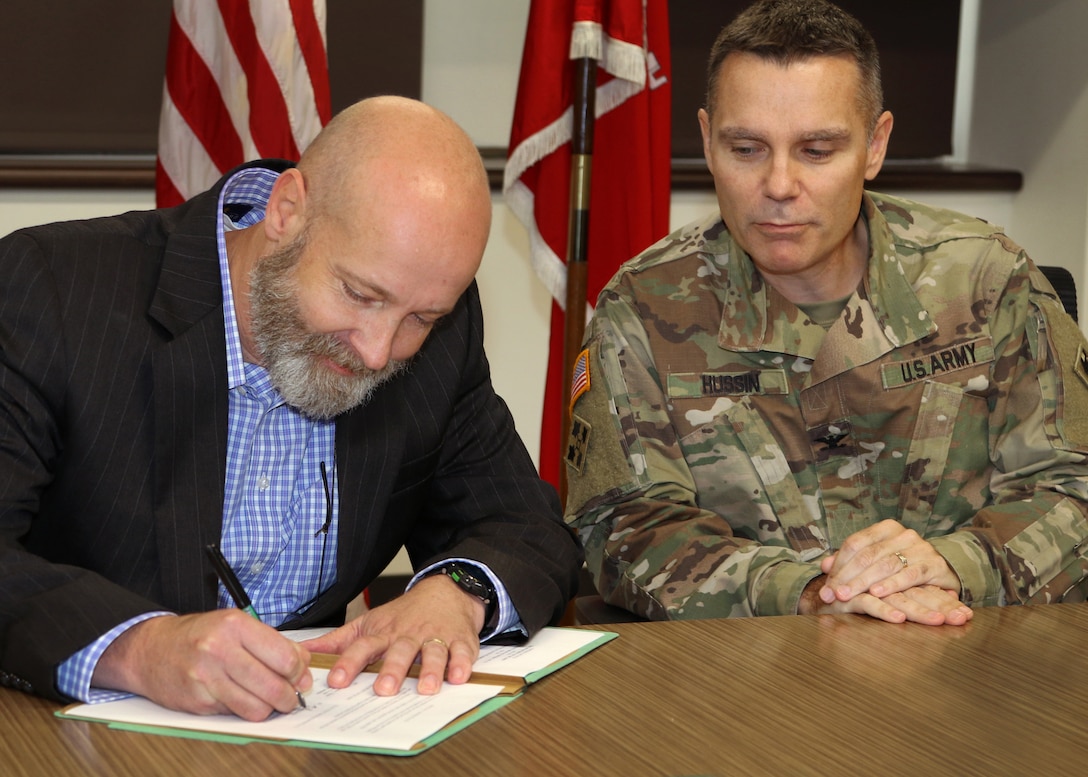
(1075, 345, 1088, 391)
(565, 414, 592, 474)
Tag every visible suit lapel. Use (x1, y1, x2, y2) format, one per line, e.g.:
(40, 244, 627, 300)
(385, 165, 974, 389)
(295, 396, 406, 624)
(148, 187, 230, 613)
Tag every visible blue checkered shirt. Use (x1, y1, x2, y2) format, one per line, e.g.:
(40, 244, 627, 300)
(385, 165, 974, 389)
(57, 167, 518, 702)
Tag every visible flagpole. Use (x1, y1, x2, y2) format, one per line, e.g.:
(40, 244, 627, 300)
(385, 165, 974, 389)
(559, 54, 597, 503)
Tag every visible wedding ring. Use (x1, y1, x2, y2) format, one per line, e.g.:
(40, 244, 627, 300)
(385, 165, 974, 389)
(894, 551, 909, 568)
(421, 637, 449, 650)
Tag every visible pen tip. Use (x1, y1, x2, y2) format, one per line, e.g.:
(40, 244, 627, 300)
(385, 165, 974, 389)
(296, 690, 307, 709)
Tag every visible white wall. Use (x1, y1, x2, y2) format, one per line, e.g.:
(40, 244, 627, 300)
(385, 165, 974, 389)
(0, 189, 153, 235)
(969, 0, 1088, 311)
(422, 0, 530, 147)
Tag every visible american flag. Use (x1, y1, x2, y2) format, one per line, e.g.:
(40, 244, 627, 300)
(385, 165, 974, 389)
(569, 348, 591, 414)
(156, 0, 331, 207)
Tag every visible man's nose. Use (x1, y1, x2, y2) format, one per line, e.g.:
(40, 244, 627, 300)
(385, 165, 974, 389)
(347, 323, 395, 372)
(764, 154, 800, 201)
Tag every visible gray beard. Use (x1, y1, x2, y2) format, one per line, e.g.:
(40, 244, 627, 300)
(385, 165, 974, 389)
(248, 231, 407, 420)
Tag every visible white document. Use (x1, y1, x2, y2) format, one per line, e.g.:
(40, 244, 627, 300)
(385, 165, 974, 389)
(473, 627, 607, 677)
(68, 670, 503, 751)
(62, 627, 616, 753)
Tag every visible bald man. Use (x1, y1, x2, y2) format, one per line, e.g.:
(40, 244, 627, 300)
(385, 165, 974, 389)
(0, 97, 581, 720)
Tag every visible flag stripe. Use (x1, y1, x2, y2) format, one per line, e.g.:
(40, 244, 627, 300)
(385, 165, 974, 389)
(289, 0, 332, 124)
(155, 157, 186, 211)
(157, 89, 224, 205)
(164, 10, 244, 174)
(217, 0, 300, 160)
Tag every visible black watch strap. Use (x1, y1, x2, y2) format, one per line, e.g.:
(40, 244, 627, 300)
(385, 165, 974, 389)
(427, 562, 498, 628)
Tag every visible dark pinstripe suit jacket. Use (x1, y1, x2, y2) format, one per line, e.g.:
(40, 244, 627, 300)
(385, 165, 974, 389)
(0, 163, 581, 700)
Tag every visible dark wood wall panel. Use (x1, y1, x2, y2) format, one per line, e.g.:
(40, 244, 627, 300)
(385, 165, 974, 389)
(670, 1, 961, 160)
(0, 1, 422, 156)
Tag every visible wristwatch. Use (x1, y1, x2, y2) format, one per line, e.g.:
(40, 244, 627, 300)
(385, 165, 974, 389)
(426, 562, 498, 628)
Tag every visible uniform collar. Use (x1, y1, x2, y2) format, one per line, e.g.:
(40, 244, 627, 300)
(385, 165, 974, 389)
(715, 192, 937, 357)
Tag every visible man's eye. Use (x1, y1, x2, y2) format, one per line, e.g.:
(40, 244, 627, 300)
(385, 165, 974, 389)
(342, 283, 372, 304)
(804, 148, 833, 161)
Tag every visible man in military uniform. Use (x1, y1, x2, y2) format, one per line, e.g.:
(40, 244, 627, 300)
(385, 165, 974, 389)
(565, 0, 1088, 623)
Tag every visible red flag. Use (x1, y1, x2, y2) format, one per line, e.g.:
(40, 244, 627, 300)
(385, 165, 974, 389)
(504, 0, 671, 490)
(156, 0, 332, 207)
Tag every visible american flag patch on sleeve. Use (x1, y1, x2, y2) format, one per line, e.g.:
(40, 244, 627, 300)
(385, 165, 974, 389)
(569, 348, 591, 413)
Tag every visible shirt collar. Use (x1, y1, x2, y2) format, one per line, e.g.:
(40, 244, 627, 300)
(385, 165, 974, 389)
(714, 192, 937, 356)
(216, 167, 281, 390)
(858, 193, 938, 348)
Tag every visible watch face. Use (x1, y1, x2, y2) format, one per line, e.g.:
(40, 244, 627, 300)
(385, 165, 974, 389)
(447, 564, 493, 603)
(439, 563, 498, 628)
(451, 568, 474, 584)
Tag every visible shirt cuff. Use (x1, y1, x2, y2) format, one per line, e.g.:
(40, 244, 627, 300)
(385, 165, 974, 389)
(929, 533, 1004, 607)
(409, 559, 524, 640)
(56, 612, 176, 703)
(752, 560, 824, 616)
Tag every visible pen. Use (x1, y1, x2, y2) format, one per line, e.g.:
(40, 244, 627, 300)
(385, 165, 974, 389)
(205, 543, 307, 709)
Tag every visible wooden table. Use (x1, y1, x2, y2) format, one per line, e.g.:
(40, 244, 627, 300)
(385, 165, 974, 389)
(4, 602, 1088, 776)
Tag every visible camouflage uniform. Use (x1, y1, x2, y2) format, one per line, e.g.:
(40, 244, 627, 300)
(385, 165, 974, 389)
(565, 191, 1088, 619)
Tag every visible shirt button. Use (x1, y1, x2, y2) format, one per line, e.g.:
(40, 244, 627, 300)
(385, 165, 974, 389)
(258, 475, 270, 491)
(251, 563, 263, 574)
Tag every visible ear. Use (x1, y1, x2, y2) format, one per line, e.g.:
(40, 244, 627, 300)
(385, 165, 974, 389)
(263, 167, 308, 242)
(864, 111, 894, 181)
(698, 107, 713, 168)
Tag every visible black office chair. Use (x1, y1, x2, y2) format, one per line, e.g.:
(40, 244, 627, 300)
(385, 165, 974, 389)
(574, 594, 645, 625)
(1040, 265, 1078, 322)
(571, 564, 645, 624)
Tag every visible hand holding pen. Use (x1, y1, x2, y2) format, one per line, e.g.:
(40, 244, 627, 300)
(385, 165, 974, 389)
(206, 543, 309, 709)
(89, 585, 313, 721)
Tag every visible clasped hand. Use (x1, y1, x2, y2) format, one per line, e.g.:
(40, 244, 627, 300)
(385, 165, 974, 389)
(803, 519, 973, 626)
(95, 574, 485, 720)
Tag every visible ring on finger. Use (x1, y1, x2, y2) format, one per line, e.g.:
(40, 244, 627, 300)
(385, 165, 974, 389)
(894, 551, 909, 568)
(421, 637, 449, 650)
